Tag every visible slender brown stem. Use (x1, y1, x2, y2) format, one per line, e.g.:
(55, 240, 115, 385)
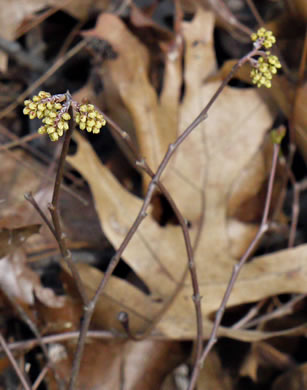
(273, 28, 307, 222)
(0, 333, 32, 390)
(211, 0, 253, 36)
(48, 103, 88, 306)
(24, 192, 56, 237)
(242, 294, 307, 329)
(231, 299, 267, 329)
(0, 330, 118, 353)
(193, 143, 279, 384)
(32, 365, 48, 390)
(245, 0, 262, 25)
(288, 177, 307, 248)
(288, 174, 299, 248)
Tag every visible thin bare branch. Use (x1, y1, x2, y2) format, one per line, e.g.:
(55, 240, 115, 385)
(0, 333, 32, 390)
(197, 143, 280, 377)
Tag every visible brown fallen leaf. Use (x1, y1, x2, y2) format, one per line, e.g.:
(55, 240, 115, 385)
(197, 349, 232, 390)
(47, 339, 185, 390)
(0, 0, 110, 70)
(0, 247, 64, 307)
(66, 9, 307, 341)
(240, 341, 295, 381)
(0, 224, 40, 258)
(272, 362, 307, 390)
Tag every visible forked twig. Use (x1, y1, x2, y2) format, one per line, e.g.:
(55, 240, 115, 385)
(185, 142, 280, 390)
(0, 330, 117, 354)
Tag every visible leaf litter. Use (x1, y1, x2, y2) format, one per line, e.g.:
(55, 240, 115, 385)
(1, 1, 307, 389)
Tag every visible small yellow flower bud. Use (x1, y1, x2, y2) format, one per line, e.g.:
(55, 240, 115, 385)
(38, 91, 51, 98)
(86, 119, 95, 128)
(270, 66, 277, 74)
(38, 126, 47, 134)
(88, 112, 97, 119)
(23, 107, 30, 115)
(258, 27, 266, 36)
(95, 121, 103, 129)
(62, 113, 71, 121)
(264, 80, 271, 88)
(49, 133, 59, 142)
(29, 111, 37, 119)
(37, 103, 46, 111)
(47, 126, 56, 134)
(44, 118, 54, 125)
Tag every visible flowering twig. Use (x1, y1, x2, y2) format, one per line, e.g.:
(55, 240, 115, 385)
(23, 27, 282, 390)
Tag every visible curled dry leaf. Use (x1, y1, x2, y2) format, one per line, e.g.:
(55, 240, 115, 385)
(0, 247, 64, 307)
(67, 10, 307, 341)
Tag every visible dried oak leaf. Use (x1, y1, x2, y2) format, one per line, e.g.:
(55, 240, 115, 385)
(67, 10, 307, 341)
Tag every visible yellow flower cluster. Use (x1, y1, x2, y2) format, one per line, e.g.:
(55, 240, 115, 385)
(23, 91, 71, 141)
(23, 91, 106, 141)
(249, 28, 281, 88)
(75, 104, 106, 134)
(251, 27, 276, 49)
(250, 53, 282, 88)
